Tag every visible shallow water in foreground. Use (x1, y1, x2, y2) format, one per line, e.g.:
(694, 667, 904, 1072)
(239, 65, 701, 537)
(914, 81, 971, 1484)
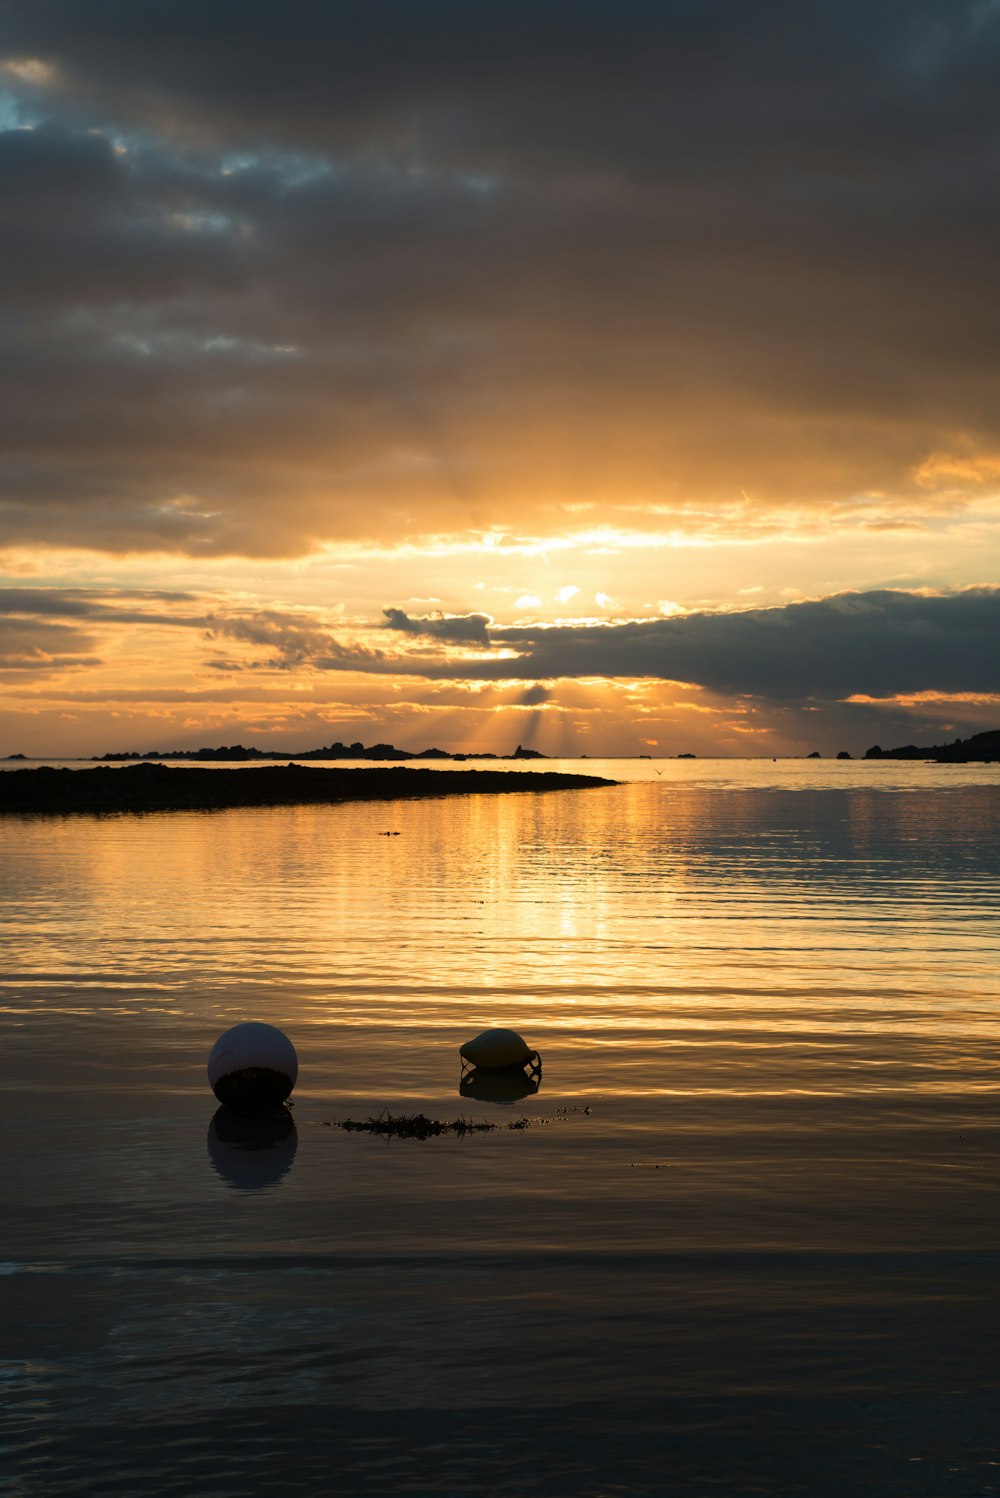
(2, 762, 999, 1495)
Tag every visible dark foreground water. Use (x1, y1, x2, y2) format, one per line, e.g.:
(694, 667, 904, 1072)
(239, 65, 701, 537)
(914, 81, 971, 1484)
(2, 762, 999, 1495)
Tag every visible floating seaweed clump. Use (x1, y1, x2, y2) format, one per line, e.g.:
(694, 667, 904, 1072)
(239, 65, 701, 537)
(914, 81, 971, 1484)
(326, 1110, 531, 1139)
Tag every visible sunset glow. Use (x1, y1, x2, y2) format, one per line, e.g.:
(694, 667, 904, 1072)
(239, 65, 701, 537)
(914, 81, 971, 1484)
(2, 4, 998, 757)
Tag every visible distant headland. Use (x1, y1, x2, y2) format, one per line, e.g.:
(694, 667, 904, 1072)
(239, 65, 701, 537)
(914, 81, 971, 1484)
(87, 740, 548, 763)
(0, 762, 614, 817)
(864, 729, 1000, 763)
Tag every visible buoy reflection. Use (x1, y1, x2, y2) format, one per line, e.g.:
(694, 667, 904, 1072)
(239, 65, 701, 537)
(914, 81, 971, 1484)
(207, 1105, 298, 1191)
(459, 1063, 542, 1104)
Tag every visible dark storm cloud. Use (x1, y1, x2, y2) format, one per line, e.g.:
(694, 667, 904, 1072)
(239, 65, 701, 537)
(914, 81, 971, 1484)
(7, 2, 997, 167)
(379, 588, 1000, 701)
(486, 588, 1000, 700)
(1, 2, 1000, 552)
(382, 607, 492, 644)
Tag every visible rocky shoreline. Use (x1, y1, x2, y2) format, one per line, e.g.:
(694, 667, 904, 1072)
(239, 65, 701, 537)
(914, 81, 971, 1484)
(864, 728, 1000, 763)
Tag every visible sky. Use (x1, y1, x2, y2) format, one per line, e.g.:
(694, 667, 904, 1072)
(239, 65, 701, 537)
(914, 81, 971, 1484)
(1, 0, 999, 759)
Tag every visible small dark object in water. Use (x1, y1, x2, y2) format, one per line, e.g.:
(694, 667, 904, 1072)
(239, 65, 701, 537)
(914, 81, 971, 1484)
(331, 1109, 531, 1139)
(459, 1028, 542, 1104)
(460, 1027, 541, 1072)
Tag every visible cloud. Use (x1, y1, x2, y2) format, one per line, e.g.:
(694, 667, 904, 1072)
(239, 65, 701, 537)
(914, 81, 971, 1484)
(206, 612, 340, 667)
(480, 589, 1000, 700)
(199, 607, 408, 675)
(3, 574, 998, 756)
(7, 583, 997, 708)
(382, 607, 492, 644)
(0, 585, 209, 678)
(0, 586, 202, 624)
(0, 614, 100, 672)
(197, 586, 1000, 712)
(0, 3, 999, 555)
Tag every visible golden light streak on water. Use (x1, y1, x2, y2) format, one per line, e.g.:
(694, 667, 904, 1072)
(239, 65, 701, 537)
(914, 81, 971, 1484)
(1, 762, 998, 1494)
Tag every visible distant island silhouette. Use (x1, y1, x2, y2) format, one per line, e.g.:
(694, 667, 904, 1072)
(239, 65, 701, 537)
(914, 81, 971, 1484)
(89, 740, 547, 763)
(0, 763, 613, 816)
(864, 728, 1000, 763)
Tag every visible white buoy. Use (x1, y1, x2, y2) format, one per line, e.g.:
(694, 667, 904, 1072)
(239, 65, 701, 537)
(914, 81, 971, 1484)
(460, 1027, 540, 1072)
(207, 1021, 298, 1112)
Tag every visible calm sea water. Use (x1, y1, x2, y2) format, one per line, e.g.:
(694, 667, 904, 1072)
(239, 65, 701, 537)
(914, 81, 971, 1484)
(2, 761, 999, 1496)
